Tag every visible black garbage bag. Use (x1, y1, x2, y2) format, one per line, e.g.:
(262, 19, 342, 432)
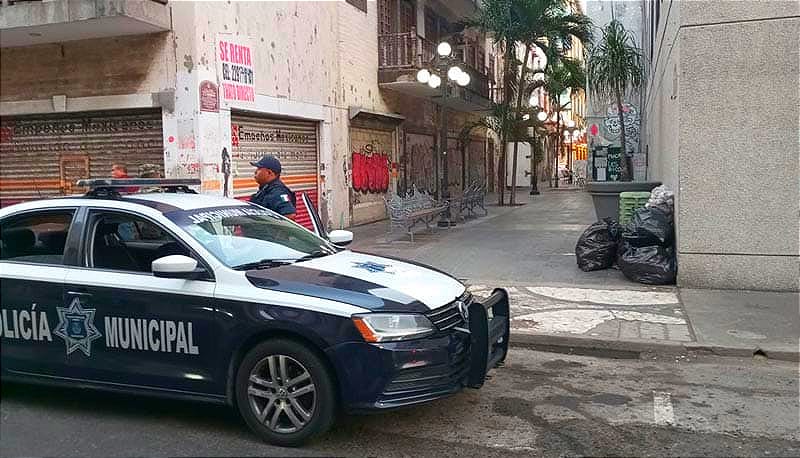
(623, 207, 674, 247)
(576, 218, 621, 272)
(618, 245, 677, 285)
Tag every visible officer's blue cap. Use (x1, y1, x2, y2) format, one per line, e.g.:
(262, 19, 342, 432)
(250, 155, 282, 174)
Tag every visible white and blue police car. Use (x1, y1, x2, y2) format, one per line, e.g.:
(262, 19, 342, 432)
(0, 179, 509, 446)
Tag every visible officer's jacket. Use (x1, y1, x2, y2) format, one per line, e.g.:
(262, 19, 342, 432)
(250, 179, 297, 216)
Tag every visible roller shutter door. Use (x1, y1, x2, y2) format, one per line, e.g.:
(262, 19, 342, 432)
(230, 112, 319, 231)
(0, 109, 163, 207)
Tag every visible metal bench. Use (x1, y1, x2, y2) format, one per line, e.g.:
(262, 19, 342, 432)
(384, 186, 450, 242)
(456, 181, 488, 219)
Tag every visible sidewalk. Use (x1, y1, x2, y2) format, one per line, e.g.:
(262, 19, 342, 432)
(347, 189, 799, 361)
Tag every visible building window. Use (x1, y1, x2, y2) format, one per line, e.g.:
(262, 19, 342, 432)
(346, 0, 367, 13)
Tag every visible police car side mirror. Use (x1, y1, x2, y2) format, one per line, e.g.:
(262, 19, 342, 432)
(328, 230, 353, 246)
(152, 255, 208, 280)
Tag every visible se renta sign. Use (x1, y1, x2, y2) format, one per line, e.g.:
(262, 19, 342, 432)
(217, 36, 255, 106)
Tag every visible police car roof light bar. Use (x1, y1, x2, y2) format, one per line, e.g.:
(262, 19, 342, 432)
(77, 178, 201, 198)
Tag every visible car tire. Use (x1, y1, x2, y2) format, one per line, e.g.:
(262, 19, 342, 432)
(235, 338, 336, 447)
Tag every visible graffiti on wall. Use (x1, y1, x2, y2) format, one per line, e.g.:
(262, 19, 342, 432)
(602, 103, 640, 154)
(405, 133, 435, 194)
(446, 138, 462, 193)
(350, 128, 393, 211)
(352, 142, 390, 194)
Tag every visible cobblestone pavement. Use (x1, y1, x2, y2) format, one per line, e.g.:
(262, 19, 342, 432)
(467, 284, 694, 343)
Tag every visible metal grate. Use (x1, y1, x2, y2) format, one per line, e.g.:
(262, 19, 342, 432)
(425, 292, 471, 332)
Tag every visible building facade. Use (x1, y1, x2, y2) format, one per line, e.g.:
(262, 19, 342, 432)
(0, 0, 494, 230)
(641, 0, 799, 291)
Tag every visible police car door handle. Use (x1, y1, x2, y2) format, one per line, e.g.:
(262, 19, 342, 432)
(67, 291, 92, 297)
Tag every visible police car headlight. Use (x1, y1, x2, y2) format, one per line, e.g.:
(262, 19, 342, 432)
(351, 314, 435, 342)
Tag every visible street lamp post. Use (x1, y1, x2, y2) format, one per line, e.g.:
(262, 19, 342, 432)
(527, 101, 548, 196)
(564, 120, 578, 184)
(416, 40, 471, 227)
(526, 58, 546, 196)
(548, 113, 560, 189)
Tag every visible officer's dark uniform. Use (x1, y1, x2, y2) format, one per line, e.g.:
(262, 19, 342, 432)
(250, 178, 297, 216)
(249, 155, 297, 216)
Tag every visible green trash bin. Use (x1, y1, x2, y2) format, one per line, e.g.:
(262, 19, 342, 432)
(619, 191, 651, 225)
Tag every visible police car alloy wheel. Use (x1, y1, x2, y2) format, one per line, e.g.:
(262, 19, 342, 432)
(247, 355, 315, 433)
(235, 339, 336, 446)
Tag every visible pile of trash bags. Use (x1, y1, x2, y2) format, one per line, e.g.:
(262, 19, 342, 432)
(576, 185, 677, 285)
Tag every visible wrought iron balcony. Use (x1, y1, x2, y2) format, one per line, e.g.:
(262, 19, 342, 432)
(378, 30, 494, 112)
(0, 0, 171, 48)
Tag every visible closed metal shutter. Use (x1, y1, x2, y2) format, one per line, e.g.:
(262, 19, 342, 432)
(0, 109, 163, 207)
(230, 112, 319, 231)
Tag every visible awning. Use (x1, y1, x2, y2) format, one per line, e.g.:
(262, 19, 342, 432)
(348, 107, 405, 124)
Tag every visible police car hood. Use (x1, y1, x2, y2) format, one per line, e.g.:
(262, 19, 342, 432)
(245, 251, 465, 312)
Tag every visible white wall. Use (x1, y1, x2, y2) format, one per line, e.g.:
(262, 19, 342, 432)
(506, 142, 531, 188)
(642, 0, 800, 291)
(165, 1, 395, 229)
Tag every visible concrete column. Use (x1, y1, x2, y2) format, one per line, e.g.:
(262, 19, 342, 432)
(165, 2, 229, 196)
(416, 0, 426, 38)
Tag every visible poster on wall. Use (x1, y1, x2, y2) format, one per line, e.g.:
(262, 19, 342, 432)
(603, 103, 640, 155)
(199, 81, 219, 112)
(216, 36, 255, 106)
(606, 147, 622, 182)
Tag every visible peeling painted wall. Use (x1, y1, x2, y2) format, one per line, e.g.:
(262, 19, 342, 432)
(0, 33, 175, 102)
(165, 2, 370, 229)
(0, 0, 490, 230)
(190, 2, 340, 104)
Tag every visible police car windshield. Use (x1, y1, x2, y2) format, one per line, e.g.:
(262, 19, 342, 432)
(166, 206, 336, 269)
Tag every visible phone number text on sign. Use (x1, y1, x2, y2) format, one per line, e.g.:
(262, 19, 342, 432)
(218, 39, 255, 103)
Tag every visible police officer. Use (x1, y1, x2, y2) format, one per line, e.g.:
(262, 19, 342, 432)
(250, 155, 297, 220)
(137, 163, 163, 193)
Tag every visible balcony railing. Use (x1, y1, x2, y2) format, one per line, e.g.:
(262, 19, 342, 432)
(378, 30, 493, 101)
(378, 31, 433, 69)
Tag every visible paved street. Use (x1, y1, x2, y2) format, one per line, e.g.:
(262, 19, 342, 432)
(2, 348, 798, 457)
(351, 190, 799, 358)
(352, 190, 698, 345)
(352, 189, 632, 287)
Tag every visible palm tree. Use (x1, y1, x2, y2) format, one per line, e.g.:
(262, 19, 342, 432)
(466, 0, 521, 205)
(469, 0, 592, 204)
(507, 0, 591, 203)
(541, 55, 586, 187)
(587, 19, 645, 181)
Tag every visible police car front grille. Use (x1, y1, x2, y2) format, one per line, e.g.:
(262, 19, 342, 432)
(425, 292, 471, 332)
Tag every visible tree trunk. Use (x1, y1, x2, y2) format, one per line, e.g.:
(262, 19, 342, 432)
(545, 133, 552, 187)
(509, 45, 531, 205)
(510, 139, 520, 203)
(498, 44, 514, 206)
(615, 88, 631, 181)
(461, 140, 467, 191)
(530, 132, 540, 194)
(554, 109, 561, 188)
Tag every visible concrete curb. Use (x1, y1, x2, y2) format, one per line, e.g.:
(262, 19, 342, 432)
(509, 331, 800, 362)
